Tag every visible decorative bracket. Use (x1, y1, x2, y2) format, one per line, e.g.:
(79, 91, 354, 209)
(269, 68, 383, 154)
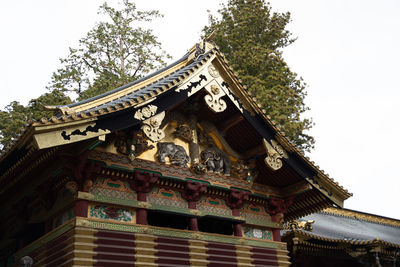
(134, 104, 157, 121)
(142, 111, 165, 142)
(226, 189, 250, 216)
(181, 181, 208, 209)
(204, 81, 227, 113)
(263, 139, 288, 171)
(129, 171, 160, 201)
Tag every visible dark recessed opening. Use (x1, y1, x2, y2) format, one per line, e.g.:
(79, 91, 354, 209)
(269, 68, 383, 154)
(147, 210, 189, 230)
(198, 216, 234, 236)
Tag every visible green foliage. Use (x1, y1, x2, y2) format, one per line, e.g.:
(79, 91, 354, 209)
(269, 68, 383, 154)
(0, 102, 28, 148)
(1, 0, 169, 149)
(0, 91, 71, 148)
(49, 0, 170, 100)
(204, 0, 314, 151)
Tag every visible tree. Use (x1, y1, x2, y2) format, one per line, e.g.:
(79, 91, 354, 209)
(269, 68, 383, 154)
(203, 0, 314, 151)
(0, 90, 71, 148)
(49, 0, 170, 100)
(1, 0, 169, 149)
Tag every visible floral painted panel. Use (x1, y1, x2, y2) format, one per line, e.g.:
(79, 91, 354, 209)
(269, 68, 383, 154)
(243, 226, 273, 240)
(89, 205, 134, 223)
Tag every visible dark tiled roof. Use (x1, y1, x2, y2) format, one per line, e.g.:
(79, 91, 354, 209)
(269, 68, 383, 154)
(283, 208, 400, 246)
(59, 49, 215, 116)
(65, 51, 191, 109)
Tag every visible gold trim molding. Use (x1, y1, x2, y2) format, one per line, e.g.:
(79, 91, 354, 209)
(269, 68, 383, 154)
(323, 208, 400, 228)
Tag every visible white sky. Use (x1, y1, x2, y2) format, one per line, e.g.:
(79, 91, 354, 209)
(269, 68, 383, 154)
(1, 0, 399, 219)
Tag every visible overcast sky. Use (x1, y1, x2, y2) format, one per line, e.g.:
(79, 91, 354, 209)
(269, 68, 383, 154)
(1, 0, 399, 219)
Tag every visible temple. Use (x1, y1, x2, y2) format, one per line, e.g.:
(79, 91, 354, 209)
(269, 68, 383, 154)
(282, 207, 400, 266)
(0, 41, 352, 266)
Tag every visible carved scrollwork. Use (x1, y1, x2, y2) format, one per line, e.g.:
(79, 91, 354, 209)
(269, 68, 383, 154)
(114, 130, 154, 161)
(208, 65, 220, 78)
(204, 84, 227, 113)
(134, 104, 157, 121)
(173, 124, 193, 142)
(231, 159, 258, 183)
(263, 138, 288, 171)
(284, 220, 314, 231)
(271, 140, 288, 158)
(142, 112, 165, 142)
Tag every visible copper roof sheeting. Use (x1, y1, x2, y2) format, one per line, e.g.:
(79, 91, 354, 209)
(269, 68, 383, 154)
(282, 207, 400, 247)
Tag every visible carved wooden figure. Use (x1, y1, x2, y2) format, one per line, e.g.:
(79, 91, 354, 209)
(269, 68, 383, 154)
(157, 142, 190, 167)
(200, 147, 231, 175)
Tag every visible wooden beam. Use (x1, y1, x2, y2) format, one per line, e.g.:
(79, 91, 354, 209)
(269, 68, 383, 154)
(243, 144, 265, 159)
(219, 113, 244, 135)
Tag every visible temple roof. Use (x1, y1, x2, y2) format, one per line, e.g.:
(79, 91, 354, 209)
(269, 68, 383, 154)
(0, 40, 352, 219)
(282, 207, 400, 248)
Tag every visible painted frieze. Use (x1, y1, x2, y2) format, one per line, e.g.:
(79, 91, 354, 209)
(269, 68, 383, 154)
(90, 177, 137, 200)
(147, 187, 187, 209)
(241, 203, 272, 226)
(197, 196, 231, 217)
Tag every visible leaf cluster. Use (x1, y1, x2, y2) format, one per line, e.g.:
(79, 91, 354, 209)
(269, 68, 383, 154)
(0, 91, 71, 148)
(49, 0, 170, 100)
(0, 0, 169, 149)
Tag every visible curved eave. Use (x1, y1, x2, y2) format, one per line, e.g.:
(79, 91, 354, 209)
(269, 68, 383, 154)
(52, 51, 191, 115)
(1, 41, 351, 209)
(211, 46, 352, 203)
(283, 230, 400, 249)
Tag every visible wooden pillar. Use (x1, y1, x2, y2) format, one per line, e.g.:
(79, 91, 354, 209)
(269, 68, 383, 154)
(182, 181, 207, 231)
(75, 199, 88, 217)
(265, 197, 292, 242)
(226, 189, 249, 237)
(129, 171, 159, 225)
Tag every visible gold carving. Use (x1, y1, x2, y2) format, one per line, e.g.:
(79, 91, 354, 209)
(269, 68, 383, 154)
(271, 140, 288, 159)
(284, 220, 315, 231)
(204, 83, 227, 113)
(137, 202, 152, 209)
(189, 210, 202, 216)
(208, 65, 220, 78)
(238, 239, 248, 245)
(77, 191, 94, 200)
(192, 233, 202, 239)
(263, 139, 288, 171)
(76, 218, 91, 227)
(134, 105, 157, 121)
(142, 112, 165, 142)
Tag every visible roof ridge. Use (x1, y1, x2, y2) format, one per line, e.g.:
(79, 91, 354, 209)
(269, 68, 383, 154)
(285, 229, 400, 248)
(62, 51, 191, 110)
(322, 207, 400, 228)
